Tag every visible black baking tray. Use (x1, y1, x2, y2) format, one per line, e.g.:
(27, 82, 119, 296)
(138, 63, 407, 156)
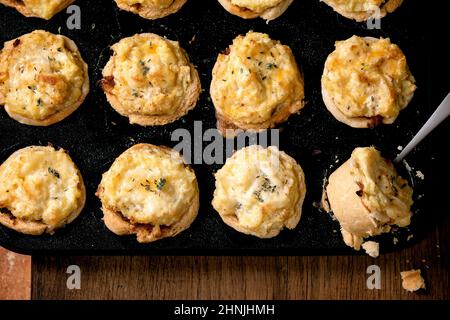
(0, 0, 441, 255)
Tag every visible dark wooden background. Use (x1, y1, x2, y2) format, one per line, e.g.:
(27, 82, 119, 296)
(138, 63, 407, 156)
(28, 211, 448, 300)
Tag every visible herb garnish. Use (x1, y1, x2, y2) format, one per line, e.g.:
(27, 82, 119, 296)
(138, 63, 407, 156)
(156, 178, 166, 191)
(48, 167, 60, 179)
(253, 190, 264, 203)
(139, 60, 150, 76)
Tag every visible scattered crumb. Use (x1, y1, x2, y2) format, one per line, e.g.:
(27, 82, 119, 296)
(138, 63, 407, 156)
(189, 34, 197, 45)
(421, 259, 426, 263)
(397, 146, 403, 151)
(321, 190, 331, 213)
(415, 171, 425, 180)
(335, 159, 339, 163)
(111, 121, 117, 126)
(393, 237, 399, 245)
(407, 234, 414, 241)
(401, 269, 426, 292)
(362, 241, 379, 258)
(57, 26, 62, 34)
(312, 149, 322, 156)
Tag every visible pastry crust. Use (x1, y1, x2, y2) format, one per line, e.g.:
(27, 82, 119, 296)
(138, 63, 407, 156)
(0, 146, 86, 235)
(0, 0, 75, 20)
(101, 33, 201, 126)
(401, 269, 426, 292)
(114, 0, 187, 20)
(217, 0, 293, 21)
(322, 0, 403, 22)
(323, 147, 413, 250)
(96, 144, 199, 243)
(0, 30, 89, 126)
(212, 145, 306, 238)
(321, 36, 416, 128)
(211, 31, 305, 138)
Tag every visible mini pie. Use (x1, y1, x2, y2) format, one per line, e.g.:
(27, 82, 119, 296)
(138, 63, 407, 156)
(0, 0, 75, 20)
(321, 36, 416, 128)
(210, 31, 305, 137)
(212, 145, 306, 238)
(322, 0, 404, 22)
(0, 146, 86, 235)
(96, 143, 199, 243)
(217, 0, 293, 21)
(101, 33, 201, 126)
(322, 147, 413, 250)
(0, 30, 89, 126)
(113, 0, 187, 20)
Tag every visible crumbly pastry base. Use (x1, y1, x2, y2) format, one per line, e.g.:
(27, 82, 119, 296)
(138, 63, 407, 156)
(217, 0, 293, 21)
(114, 0, 187, 20)
(323, 0, 404, 22)
(215, 98, 304, 138)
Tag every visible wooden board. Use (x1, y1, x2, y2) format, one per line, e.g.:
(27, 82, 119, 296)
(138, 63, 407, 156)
(31, 213, 448, 300)
(0, 247, 31, 300)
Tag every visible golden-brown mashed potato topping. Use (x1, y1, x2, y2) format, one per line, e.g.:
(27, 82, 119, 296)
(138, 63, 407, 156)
(350, 147, 412, 227)
(0, 146, 84, 229)
(211, 31, 304, 128)
(212, 145, 306, 238)
(0, 0, 75, 20)
(106, 34, 195, 117)
(322, 36, 416, 123)
(0, 30, 87, 122)
(98, 144, 198, 226)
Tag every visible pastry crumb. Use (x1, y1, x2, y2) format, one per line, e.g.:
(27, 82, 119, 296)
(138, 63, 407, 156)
(401, 269, 426, 292)
(362, 241, 379, 258)
(415, 171, 425, 180)
(393, 237, 399, 245)
(397, 146, 403, 151)
(407, 234, 414, 241)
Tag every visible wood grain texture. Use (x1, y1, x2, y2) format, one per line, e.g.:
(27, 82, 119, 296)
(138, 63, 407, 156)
(0, 247, 31, 300)
(32, 213, 448, 300)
